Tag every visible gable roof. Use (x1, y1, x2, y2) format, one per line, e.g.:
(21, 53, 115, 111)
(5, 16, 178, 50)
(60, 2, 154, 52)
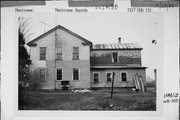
(27, 25, 92, 46)
(92, 43, 143, 50)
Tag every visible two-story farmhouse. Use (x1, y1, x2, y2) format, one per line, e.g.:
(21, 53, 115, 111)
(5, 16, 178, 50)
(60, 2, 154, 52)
(27, 25, 147, 90)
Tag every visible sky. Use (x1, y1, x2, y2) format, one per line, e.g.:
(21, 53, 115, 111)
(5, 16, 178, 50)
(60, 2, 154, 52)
(20, 12, 162, 79)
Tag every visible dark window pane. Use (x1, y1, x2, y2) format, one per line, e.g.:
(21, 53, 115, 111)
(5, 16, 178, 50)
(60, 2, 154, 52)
(73, 68, 79, 80)
(57, 69, 62, 80)
(121, 72, 127, 81)
(73, 47, 79, 60)
(107, 73, 112, 82)
(94, 73, 99, 83)
(40, 47, 46, 60)
(56, 47, 62, 60)
(112, 52, 118, 63)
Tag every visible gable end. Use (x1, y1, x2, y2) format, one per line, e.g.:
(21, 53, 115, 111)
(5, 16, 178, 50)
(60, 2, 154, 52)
(27, 25, 92, 47)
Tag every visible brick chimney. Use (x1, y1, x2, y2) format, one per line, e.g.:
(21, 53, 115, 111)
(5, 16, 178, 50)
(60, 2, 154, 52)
(118, 37, 121, 43)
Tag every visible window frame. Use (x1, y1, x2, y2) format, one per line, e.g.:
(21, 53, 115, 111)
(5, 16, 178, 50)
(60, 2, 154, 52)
(56, 68, 63, 81)
(39, 68, 46, 81)
(93, 72, 100, 84)
(39, 47, 46, 60)
(56, 47, 62, 60)
(120, 71, 128, 82)
(73, 68, 80, 80)
(112, 52, 118, 63)
(106, 72, 113, 82)
(73, 47, 79, 60)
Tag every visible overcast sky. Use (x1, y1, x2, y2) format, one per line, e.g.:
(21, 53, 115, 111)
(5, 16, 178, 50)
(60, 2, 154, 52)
(21, 12, 163, 79)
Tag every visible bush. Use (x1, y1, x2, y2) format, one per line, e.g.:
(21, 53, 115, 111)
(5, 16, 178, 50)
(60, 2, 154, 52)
(18, 67, 31, 108)
(19, 69, 43, 91)
(19, 69, 43, 109)
(18, 82, 29, 107)
(29, 69, 43, 91)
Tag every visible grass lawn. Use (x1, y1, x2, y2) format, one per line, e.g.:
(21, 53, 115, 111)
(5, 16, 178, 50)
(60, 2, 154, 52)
(19, 87, 156, 110)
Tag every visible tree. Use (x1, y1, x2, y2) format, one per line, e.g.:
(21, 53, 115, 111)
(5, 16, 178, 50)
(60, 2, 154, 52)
(19, 29, 31, 68)
(18, 17, 32, 107)
(18, 17, 31, 67)
(18, 17, 31, 82)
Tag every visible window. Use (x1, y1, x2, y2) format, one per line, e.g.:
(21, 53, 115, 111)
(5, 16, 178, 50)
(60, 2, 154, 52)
(57, 68, 62, 80)
(106, 73, 112, 82)
(93, 73, 99, 83)
(112, 52, 118, 63)
(121, 72, 127, 82)
(56, 47, 62, 60)
(40, 47, 46, 60)
(73, 47, 79, 60)
(40, 68, 46, 81)
(73, 68, 79, 80)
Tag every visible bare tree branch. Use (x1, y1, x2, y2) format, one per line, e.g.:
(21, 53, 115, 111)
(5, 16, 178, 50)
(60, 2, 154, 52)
(18, 17, 32, 41)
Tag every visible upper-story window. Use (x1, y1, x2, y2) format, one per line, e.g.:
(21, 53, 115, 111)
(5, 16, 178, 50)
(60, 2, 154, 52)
(40, 47, 46, 60)
(56, 47, 62, 60)
(112, 52, 118, 63)
(73, 47, 79, 60)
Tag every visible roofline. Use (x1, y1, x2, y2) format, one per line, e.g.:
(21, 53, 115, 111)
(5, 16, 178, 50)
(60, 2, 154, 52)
(91, 48, 143, 51)
(91, 66, 147, 69)
(27, 25, 92, 46)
